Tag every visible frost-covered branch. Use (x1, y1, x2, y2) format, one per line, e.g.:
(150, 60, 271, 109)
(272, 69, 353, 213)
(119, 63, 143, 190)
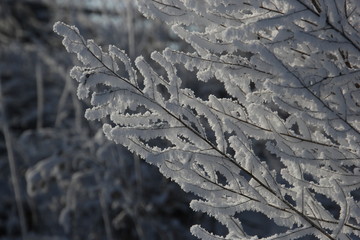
(54, 0, 360, 239)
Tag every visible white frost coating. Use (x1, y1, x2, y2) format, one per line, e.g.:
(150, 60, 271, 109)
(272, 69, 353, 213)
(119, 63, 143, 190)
(54, 0, 360, 238)
(150, 51, 182, 103)
(109, 45, 137, 85)
(190, 224, 230, 240)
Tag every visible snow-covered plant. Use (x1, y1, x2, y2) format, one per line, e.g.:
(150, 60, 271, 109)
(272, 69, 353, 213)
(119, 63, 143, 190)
(54, 0, 360, 239)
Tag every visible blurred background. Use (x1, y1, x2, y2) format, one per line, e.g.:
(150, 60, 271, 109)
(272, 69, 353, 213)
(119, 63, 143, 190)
(0, 0, 223, 239)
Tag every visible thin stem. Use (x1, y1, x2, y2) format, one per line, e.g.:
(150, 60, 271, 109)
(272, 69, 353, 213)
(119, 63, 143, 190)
(96, 175, 114, 240)
(36, 60, 44, 130)
(126, 0, 135, 60)
(0, 77, 28, 239)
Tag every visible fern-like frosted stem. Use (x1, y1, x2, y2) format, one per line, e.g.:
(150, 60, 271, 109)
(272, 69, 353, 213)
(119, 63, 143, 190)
(54, 2, 360, 235)
(80, 41, 336, 239)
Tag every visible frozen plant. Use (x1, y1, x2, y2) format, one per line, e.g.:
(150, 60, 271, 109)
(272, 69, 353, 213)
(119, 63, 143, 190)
(54, 0, 360, 239)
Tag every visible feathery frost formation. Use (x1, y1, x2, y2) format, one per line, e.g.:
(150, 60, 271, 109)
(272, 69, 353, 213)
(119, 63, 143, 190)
(54, 0, 360, 239)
